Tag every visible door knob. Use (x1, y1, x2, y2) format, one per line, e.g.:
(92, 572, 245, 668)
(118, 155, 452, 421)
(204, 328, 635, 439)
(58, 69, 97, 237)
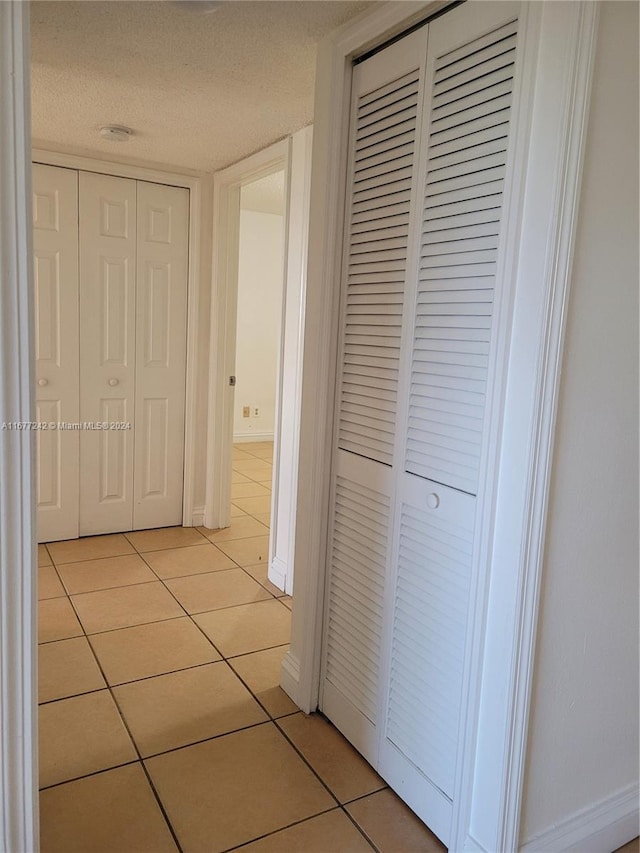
(427, 492, 440, 509)
(108, 378, 119, 387)
(38, 378, 48, 387)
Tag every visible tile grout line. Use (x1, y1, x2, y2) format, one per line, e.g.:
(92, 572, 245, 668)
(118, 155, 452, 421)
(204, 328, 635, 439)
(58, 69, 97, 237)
(220, 806, 361, 853)
(64, 591, 186, 853)
(39, 590, 185, 852)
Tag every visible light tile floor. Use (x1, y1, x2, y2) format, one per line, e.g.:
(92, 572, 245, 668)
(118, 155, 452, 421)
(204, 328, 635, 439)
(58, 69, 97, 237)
(40, 442, 636, 852)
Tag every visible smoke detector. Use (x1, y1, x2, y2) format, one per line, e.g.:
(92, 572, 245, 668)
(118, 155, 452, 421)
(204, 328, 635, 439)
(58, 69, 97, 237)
(100, 125, 133, 143)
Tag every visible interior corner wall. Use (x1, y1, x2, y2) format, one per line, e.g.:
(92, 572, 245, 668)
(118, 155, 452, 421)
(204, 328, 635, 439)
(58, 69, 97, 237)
(520, 1, 639, 844)
(233, 208, 284, 441)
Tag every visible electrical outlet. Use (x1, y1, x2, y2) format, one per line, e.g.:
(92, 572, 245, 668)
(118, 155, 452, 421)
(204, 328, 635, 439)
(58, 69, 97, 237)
(253, 406, 259, 417)
(242, 406, 250, 418)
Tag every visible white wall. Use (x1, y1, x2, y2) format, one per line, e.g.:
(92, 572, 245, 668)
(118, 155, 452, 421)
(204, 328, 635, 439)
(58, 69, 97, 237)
(521, 1, 639, 843)
(233, 207, 284, 441)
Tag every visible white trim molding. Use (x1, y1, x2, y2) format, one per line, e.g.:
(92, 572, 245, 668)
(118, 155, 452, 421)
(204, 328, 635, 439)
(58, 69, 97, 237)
(0, 3, 38, 850)
(31, 147, 204, 531)
(520, 783, 639, 853)
(287, 2, 601, 850)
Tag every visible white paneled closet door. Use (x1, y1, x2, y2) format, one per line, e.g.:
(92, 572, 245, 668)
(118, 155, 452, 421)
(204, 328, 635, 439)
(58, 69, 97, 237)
(79, 173, 189, 535)
(33, 164, 80, 543)
(79, 172, 137, 535)
(320, 28, 428, 762)
(321, 1, 522, 846)
(134, 180, 189, 530)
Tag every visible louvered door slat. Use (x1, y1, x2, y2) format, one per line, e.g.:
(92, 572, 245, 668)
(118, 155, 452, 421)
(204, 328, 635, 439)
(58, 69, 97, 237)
(406, 17, 517, 494)
(337, 60, 419, 468)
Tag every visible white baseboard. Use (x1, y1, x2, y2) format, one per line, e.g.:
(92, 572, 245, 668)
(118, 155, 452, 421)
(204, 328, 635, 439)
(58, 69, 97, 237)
(190, 505, 205, 527)
(520, 782, 639, 853)
(280, 650, 301, 708)
(233, 432, 274, 443)
(268, 555, 287, 593)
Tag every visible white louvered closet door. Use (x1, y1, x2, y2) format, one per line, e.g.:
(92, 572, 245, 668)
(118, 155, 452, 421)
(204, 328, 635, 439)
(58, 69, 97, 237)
(320, 28, 428, 763)
(378, 2, 521, 846)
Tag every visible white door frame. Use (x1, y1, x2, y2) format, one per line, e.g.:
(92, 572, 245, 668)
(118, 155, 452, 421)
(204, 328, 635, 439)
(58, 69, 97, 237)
(283, 2, 599, 852)
(205, 132, 312, 596)
(205, 138, 289, 535)
(0, 2, 38, 849)
(31, 148, 203, 530)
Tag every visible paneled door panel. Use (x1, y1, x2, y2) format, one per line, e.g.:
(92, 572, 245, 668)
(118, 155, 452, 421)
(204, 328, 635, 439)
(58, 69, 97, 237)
(133, 181, 189, 529)
(79, 171, 136, 535)
(33, 164, 80, 543)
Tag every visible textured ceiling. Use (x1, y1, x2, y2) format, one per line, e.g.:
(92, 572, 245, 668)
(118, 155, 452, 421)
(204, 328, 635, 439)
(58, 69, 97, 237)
(30, 0, 374, 173)
(241, 170, 285, 215)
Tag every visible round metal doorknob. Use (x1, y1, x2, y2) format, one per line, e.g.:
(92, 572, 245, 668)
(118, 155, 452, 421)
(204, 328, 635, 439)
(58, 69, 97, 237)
(38, 378, 48, 387)
(108, 378, 119, 387)
(427, 492, 440, 509)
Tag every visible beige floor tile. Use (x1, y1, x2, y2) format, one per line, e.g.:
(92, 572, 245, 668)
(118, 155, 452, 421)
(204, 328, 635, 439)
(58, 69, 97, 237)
(232, 495, 273, 516)
(90, 617, 220, 685)
(616, 840, 640, 853)
(141, 543, 236, 579)
(38, 598, 83, 644)
(346, 789, 446, 852)
(72, 582, 184, 634)
(125, 526, 208, 552)
(47, 534, 135, 565)
(39, 637, 106, 703)
(231, 470, 251, 484)
(244, 562, 286, 597)
(229, 645, 297, 718)
(231, 481, 271, 499)
(238, 467, 274, 483)
(164, 568, 271, 615)
(56, 553, 156, 595)
(240, 809, 374, 852)
(279, 713, 384, 804)
(114, 661, 267, 757)
(232, 448, 252, 461)
(38, 544, 52, 567)
(280, 595, 293, 610)
(238, 442, 273, 453)
(198, 515, 269, 543)
(254, 512, 272, 527)
(38, 565, 66, 600)
(257, 479, 273, 487)
(145, 723, 335, 852)
(216, 535, 270, 567)
(194, 599, 291, 657)
(39, 690, 137, 788)
(40, 763, 177, 853)
(232, 459, 272, 473)
(231, 503, 247, 517)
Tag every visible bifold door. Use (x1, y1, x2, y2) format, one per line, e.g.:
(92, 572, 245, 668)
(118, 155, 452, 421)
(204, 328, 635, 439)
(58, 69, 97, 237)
(34, 165, 189, 541)
(33, 164, 80, 542)
(320, 1, 522, 844)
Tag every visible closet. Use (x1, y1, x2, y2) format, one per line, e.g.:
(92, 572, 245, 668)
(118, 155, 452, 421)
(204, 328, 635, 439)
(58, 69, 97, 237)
(33, 164, 189, 543)
(320, 1, 521, 845)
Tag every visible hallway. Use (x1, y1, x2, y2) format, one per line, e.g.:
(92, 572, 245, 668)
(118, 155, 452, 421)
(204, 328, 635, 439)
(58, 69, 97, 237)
(37, 442, 445, 852)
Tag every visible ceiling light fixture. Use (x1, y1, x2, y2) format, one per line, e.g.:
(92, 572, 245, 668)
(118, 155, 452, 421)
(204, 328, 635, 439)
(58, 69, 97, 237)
(100, 125, 133, 143)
